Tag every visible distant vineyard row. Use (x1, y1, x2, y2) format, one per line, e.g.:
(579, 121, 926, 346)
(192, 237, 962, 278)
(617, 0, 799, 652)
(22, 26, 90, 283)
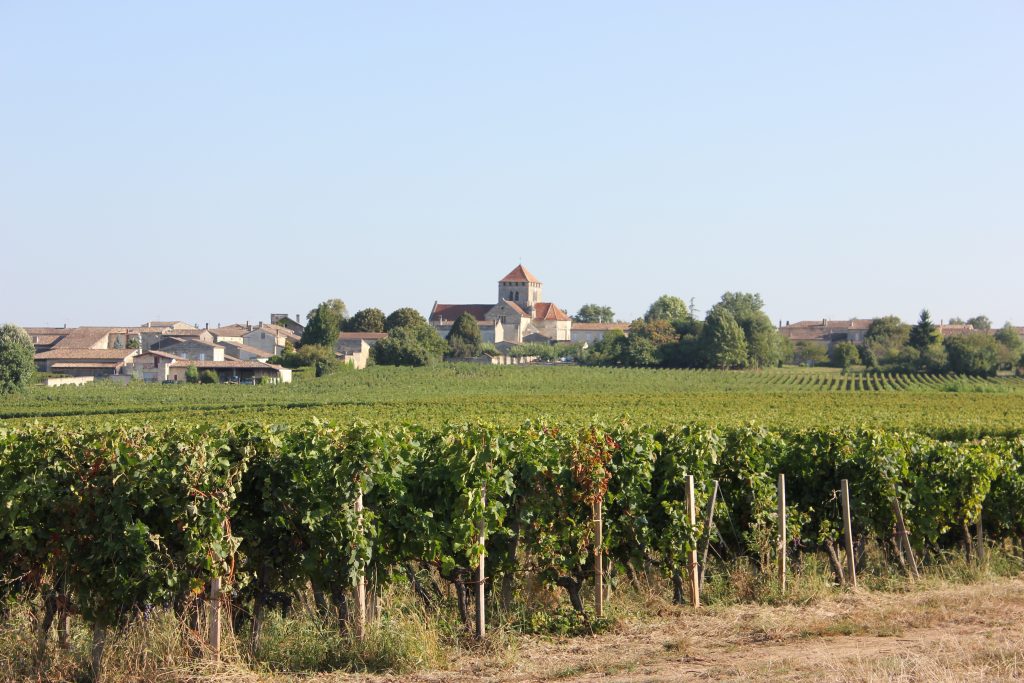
(2, 366, 1024, 438)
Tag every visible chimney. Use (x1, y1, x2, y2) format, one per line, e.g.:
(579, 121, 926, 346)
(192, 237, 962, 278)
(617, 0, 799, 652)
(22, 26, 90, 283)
(63, 323, 67, 329)
(205, 322, 209, 329)
(786, 320, 790, 326)
(822, 318, 827, 326)
(296, 313, 300, 323)
(246, 321, 251, 331)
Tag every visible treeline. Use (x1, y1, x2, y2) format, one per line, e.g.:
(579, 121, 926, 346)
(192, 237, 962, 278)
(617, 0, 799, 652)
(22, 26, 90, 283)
(580, 293, 788, 369)
(577, 298, 1024, 377)
(847, 311, 1024, 377)
(273, 300, 454, 372)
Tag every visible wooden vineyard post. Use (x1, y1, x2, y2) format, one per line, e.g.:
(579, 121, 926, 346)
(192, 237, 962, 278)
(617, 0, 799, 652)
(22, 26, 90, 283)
(777, 473, 787, 595)
(594, 498, 604, 619)
(840, 479, 857, 589)
(354, 488, 367, 639)
(698, 479, 719, 591)
(686, 475, 700, 608)
(976, 511, 985, 565)
(208, 577, 221, 660)
(476, 486, 486, 639)
(891, 499, 919, 579)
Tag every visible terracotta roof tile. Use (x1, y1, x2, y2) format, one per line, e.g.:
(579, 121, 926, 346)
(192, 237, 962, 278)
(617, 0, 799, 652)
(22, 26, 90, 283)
(430, 303, 493, 323)
(36, 348, 138, 360)
(532, 302, 571, 321)
(499, 264, 540, 283)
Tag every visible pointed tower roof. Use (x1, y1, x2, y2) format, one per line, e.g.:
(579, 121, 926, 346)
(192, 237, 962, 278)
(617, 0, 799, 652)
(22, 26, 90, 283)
(500, 264, 540, 283)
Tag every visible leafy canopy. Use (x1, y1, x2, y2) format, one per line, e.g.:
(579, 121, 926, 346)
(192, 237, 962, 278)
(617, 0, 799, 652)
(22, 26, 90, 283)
(447, 313, 483, 358)
(344, 308, 387, 333)
(0, 324, 35, 394)
(301, 299, 348, 347)
(574, 304, 615, 324)
(385, 307, 427, 331)
(644, 295, 691, 324)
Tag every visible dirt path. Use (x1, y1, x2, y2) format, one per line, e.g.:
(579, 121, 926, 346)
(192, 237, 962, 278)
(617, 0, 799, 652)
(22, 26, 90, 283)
(347, 577, 1024, 683)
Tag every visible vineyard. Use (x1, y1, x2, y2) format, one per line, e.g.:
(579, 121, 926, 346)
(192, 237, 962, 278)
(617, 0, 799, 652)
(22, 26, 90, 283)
(3, 365, 1024, 437)
(3, 418, 1023, 677)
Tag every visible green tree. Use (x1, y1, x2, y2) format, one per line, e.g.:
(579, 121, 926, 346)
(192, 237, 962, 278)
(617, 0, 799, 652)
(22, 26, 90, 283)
(573, 304, 615, 324)
(371, 323, 447, 366)
(583, 329, 628, 365)
(287, 344, 340, 376)
(644, 295, 691, 323)
(701, 308, 748, 369)
(908, 309, 941, 351)
(447, 312, 483, 358)
(623, 335, 659, 367)
(994, 323, 1024, 370)
(966, 315, 992, 331)
(185, 365, 200, 384)
(126, 335, 141, 349)
(200, 370, 219, 384)
(864, 315, 909, 367)
(710, 292, 783, 368)
(829, 342, 860, 370)
(944, 334, 1000, 376)
(301, 299, 348, 347)
(385, 307, 427, 331)
(792, 340, 828, 366)
(344, 307, 387, 333)
(0, 324, 35, 394)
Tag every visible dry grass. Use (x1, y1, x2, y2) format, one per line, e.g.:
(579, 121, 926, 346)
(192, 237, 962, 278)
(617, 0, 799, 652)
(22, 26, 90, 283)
(2, 550, 1022, 682)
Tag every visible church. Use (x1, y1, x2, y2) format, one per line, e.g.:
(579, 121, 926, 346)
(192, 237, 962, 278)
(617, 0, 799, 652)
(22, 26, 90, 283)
(429, 265, 572, 345)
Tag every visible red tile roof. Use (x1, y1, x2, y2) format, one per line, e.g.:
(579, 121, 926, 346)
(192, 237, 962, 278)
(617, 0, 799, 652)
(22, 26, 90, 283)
(430, 303, 494, 323)
(500, 264, 540, 283)
(532, 302, 571, 321)
(36, 348, 138, 360)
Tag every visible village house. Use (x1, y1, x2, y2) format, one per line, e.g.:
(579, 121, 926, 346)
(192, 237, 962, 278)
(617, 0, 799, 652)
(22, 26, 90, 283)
(270, 313, 306, 336)
(243, 323, 300, 356)
(570, 322, 631, 345)
(335, 332, 388, 369)
(34, 348, 139, 377)
(219, 341, 273, 362)
(151, 337, 226, 361)
(127, 351, 291, 383)
(778, 319, 874, 352)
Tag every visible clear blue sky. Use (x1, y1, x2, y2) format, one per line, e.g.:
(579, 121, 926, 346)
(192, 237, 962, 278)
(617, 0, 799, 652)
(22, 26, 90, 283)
(2, 2, 1022, 328)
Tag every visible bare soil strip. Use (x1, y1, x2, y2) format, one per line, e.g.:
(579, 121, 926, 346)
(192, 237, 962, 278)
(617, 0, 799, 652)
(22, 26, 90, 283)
(290, 577, 1024, 683)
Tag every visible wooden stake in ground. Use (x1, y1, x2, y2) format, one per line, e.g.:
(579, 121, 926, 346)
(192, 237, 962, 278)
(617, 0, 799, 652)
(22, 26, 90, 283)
(354, 488, 367, 639)
(594, 497, 604, 618)
(698, 479, 719, 591)
(208, 577, 221, 660)
(91, 622, 106, 680)
(476, 486, 487, 639)
(778, 473, 787, 595)
(686, 475, 700, 608)
(976, 510, 985, 565)
(840, 479, 857, 589)
(891, 499, 920, 579)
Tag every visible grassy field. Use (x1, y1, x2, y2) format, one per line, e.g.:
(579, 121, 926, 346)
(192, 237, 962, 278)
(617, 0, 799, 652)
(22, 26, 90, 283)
(4, 364, 1024, 437)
